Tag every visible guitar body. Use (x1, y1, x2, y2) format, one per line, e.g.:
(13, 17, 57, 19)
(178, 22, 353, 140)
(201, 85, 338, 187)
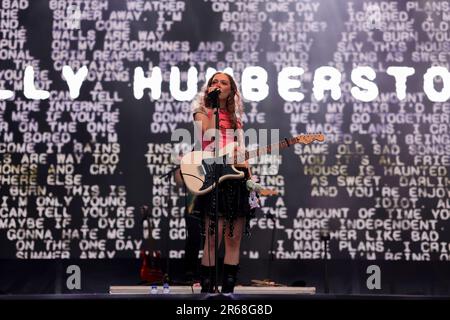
(180, 143, 245, 196)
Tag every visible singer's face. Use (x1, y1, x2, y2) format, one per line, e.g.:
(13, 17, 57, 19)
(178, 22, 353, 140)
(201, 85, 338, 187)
(210, 73, 231, 101)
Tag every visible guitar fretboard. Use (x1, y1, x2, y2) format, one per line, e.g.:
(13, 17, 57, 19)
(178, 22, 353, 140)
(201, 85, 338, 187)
(233, 134, 324, 163)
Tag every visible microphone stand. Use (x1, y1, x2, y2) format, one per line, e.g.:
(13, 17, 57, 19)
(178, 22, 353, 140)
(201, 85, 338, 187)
(208, 89, 221, 293)
(266, 212, 276, 284)
(320, 227, 330, 294)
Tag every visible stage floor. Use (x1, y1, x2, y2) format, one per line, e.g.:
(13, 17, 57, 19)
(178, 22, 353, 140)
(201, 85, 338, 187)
(109, 285, 317, 295)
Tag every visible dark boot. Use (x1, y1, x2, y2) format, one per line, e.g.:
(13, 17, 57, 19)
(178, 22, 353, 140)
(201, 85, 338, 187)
(221, 264, 239, 293)
(200, 265, 216, 293)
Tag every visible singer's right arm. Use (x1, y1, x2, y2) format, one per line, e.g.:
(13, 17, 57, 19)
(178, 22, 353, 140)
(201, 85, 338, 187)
(194, 112, 215, 133)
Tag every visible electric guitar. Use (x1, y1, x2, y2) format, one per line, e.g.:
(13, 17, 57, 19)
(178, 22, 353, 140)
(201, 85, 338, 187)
(180, 133, 325, 195)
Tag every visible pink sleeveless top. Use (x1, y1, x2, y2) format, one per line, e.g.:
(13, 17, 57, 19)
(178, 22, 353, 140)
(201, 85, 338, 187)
(201, 109, 242, 151)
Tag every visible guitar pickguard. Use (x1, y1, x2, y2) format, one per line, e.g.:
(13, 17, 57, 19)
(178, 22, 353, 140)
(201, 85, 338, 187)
(199, 155, 243, 192)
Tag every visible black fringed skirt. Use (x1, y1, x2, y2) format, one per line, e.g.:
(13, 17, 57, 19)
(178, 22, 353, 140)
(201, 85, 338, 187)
(191, 167, 255, 236)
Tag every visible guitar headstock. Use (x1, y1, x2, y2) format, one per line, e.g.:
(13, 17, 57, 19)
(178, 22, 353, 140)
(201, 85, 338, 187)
(295, 133, 325, 144)
(259, 188, 279, 196)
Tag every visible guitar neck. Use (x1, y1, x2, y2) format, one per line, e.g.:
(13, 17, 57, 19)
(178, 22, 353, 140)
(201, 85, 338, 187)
(244, 140, 289, 161)
(243, 134, 323, 161)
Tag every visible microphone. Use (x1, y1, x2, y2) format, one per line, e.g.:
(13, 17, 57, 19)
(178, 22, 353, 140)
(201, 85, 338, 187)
(207, 88, 221, 101)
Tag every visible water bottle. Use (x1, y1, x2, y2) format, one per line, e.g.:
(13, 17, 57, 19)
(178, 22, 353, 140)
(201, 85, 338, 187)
(150, 284, 158, 294)
(163, 283, 170, 294)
